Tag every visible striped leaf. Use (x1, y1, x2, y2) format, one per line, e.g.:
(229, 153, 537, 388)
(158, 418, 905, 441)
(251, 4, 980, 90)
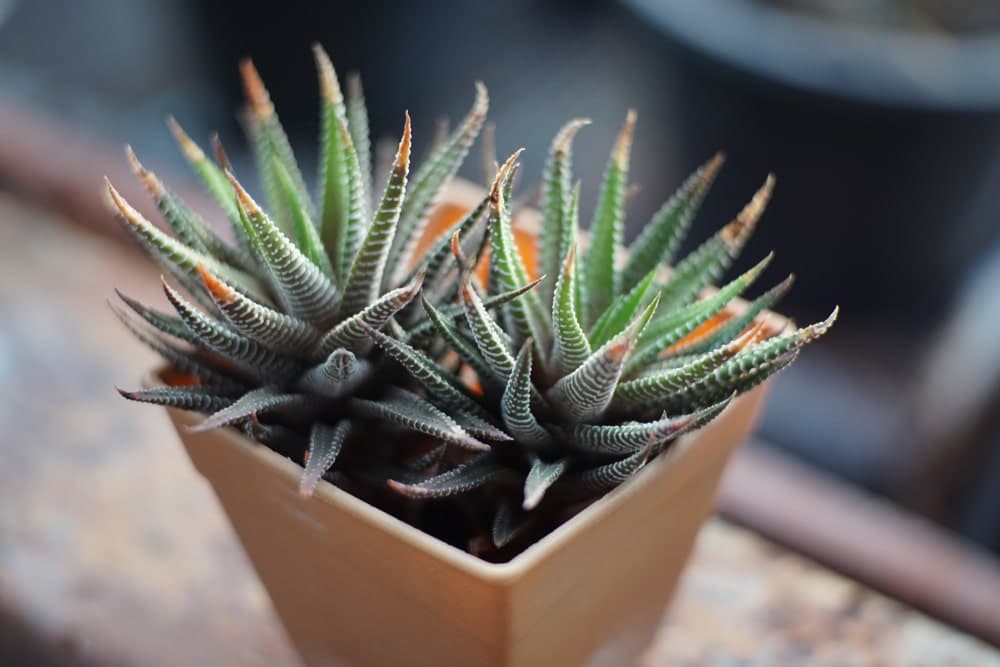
(572, 401, 727, 457)
(568, 439, 654, 493)
(352, 387, 489, 452)
(162, 280, 302, 381)
(189, 386, 310, 433)
(523, 456, 568, 511)
(240, 59, 314, 234)
(197, 265, 321, 355)
(313, 44, 352, 280)
(341, 113, 411, 316)
(106, 180, 265, 298)
(363, 322, 487, 418)
(388, 82, 488, 285)
(622, 152, 725, 287)
(487, 151, 551, 354)
(300, 420, 352, 497)
(115, 289, 199, 346)
(318, 269, 423, 355)
(493, 499, 533, 548)
(345, 73, 372, 207)
(274, 157, 334, 277)
(583, 110, 635, 323)
(615, 324, 764, 408)
(662, 308, 838, 412)
(539, 118, 589, 304)
(166, 116, 252, 255)
(547, 296, 658, 422)
(228, 171, 340, 329)
(387, 453, 510, 499)
(116, 386, 236, 413)
(461, 282, 516, 380)
(501, 341, 552, 449)
(109, 303, 248, 393)
(550, 243, 591, 377)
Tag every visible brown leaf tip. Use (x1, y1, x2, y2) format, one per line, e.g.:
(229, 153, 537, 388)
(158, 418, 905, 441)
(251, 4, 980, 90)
(125, 145, 165, 198)
(166, 116, 205, 162)
(613, 109, 638, 170)
(224, 170, 262, 217)
(196, 264, 237, 304)
(239, 58, 275, 120)
(312, 43, 343, 104)
(489, 148, 525, 206)
(722, 174, 774, 250)
(105, 179, 142, 226)
(395, 111, 412, 169)
(552, 118, 591, 154)
(211, 134, 232, 171)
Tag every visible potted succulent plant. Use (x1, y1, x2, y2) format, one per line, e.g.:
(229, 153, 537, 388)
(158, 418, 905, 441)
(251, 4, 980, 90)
(111, 45, 835, 667)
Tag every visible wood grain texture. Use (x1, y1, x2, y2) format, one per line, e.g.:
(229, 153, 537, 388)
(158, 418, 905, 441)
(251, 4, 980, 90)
(1, 192, 997, 665)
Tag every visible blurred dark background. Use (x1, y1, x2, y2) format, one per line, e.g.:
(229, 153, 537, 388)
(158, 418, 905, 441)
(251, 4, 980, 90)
(3, 0, 1000, 553)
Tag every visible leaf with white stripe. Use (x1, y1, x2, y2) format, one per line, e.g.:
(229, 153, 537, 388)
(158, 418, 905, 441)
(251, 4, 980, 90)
(297, 349, 371, 398)
(318, 268, 423, 355)
(228, 171, 340, 329)
(189, 386, 311, 433)
(299, 420, 351, 497)
(341, 114, 411, 316)
(502, 341, 552, 449)
(523, 456, 568, 510)
(547, 296, 657, 423)
(388, 453, 511, 499)
(352, 387, 489, 452)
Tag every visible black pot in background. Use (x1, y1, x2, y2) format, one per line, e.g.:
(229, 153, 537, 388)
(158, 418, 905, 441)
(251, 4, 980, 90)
(625, 0, 1000, 326)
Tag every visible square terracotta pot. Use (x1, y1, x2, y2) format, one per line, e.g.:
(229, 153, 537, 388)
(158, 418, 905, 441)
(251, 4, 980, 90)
(151, 181, 788, 666)
(159, 380, 770, 667)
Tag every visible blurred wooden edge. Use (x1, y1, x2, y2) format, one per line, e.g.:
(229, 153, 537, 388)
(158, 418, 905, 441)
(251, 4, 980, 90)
(721, 443, 1000, 647)
(2, 97, 998, 648)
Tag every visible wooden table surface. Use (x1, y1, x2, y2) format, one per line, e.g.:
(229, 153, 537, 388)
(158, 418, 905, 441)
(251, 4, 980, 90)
(2, 192, 998, 666)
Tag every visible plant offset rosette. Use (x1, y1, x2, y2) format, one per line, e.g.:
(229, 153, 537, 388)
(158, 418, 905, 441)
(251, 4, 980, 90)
(111, 46, 494, 497)
(377, 115, 836, 550)
(112, 49, 835, 559)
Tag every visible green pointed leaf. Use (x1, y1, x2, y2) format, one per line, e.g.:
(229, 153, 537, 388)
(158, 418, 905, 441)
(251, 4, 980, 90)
(461, 281, 516, 380)
(572, 410, 699, 457)
(547, 296, 657, 422)
(583, 110, 635, 323)
(345, 73, 372, 206)
(189, 386, 310, 433)
(341, 114, 411, 316)
(109, 303, 248, 393)
(196, 265, 321, 356)
(166, 116, 252, 255)
(300, 420, 352, 497)
(352, 387, 489, 452)
(568, 439, 654, 493)
(630, 253, 772, 370)
(107, 180, 266, 299)
(658, 176, 773, 312)
(409, 194, 489, 298)
(418, 296, 500, 388)
(662, 308, 838, 412)
(540, 118, 589, 304)
(314, 45, 352, 279)
(487, 151, 551, 354)
(318, 268, 423, 355)
(228, 171, 340, 329)
(622, 152, 725, 287)
(273, 157, 333, 277)
(615, 325, 761, 408)
(240, 59, 314, 235)
(685, 274, 795, 356)
(388, 82, 488, 285)
(588, 264, 658, 349)
(493, 499, 533, 547)
(115, 289, 199, 345)
(502, 341, 552, 449)
(116, 386, 236, 413)
(551, 243, 591, 377)
(363, 322, 487, 419)
(163, 280, 302, 381)
(387, 453, 510, 499)
(523, 456, 568, 510)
